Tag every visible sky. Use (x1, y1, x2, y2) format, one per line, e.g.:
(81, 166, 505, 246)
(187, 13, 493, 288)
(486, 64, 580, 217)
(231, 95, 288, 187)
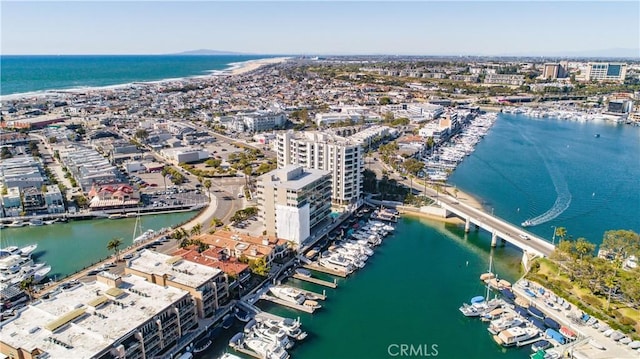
(1, 1, 639, 56)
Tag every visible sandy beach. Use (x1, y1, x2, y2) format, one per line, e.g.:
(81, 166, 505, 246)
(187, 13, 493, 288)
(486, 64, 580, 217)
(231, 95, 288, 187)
(228, 57, 292, 75)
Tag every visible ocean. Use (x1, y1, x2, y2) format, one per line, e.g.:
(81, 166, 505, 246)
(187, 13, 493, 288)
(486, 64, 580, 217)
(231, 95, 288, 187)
(0, 55, 276, 96)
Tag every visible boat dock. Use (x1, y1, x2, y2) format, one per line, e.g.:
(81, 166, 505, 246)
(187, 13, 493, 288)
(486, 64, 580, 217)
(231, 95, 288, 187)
(254, 311, 287, 322)
(303, 263, 347, 278)
(260, 294, 317, 313)
(516, 337, 544, 347)
(280, 284, 327, 300)
(292, 273, 338, 288)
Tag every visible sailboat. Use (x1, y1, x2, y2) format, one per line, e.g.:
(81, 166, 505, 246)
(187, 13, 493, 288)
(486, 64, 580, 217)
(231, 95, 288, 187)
(460, 253, 502, 317)
(132, 210, 155, 244)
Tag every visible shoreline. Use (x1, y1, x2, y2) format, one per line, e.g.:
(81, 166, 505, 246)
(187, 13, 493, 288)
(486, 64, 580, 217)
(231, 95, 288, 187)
(0, 56, 291, 101)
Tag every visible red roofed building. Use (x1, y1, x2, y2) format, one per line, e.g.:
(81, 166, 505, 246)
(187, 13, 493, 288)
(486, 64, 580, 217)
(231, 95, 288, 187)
(174, 247, 251, 283)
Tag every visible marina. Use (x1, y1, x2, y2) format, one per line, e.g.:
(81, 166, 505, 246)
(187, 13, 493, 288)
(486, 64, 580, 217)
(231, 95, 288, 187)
(291, 273, 338, 288)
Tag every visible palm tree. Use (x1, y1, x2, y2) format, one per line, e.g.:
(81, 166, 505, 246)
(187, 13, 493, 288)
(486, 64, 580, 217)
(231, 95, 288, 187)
(203, 179, 212, 199)
(190, 223, 202, 236)
(161, 167, 170, 191)
(107, 238, 123, 262)
(19, 276, 35, 301)
(555, 227, 567, 242)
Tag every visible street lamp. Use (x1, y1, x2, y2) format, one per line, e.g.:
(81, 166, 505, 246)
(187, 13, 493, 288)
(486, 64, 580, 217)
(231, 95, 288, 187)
(551, 225, 557, 244)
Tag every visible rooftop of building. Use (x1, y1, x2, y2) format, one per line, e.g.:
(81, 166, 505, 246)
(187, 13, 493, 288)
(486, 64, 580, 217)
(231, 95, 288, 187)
(0, 273, 188, 359)
(194, 230, 288, 260)
(126, 249, 222, 288)
(173, 246, 249, 276)
(258, 165, 330, 191)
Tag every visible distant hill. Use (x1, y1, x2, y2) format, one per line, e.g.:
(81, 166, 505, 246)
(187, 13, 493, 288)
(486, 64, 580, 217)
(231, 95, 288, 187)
(171, 49, 248, 56)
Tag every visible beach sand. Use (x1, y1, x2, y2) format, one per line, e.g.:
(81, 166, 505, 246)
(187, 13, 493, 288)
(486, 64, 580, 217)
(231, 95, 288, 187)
(229, 57, 291, 75)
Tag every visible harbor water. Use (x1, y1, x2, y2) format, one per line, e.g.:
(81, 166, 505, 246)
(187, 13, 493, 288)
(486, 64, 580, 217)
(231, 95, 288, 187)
(0, 212, 196, 279)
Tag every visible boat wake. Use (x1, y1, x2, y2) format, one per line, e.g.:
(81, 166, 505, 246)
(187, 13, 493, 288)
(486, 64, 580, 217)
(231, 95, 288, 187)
(519, 132, 572, 227)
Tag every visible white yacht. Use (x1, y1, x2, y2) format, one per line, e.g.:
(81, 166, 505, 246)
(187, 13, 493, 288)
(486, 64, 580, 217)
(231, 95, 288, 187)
(0, 255, 34, 276)
(318, 254, 356, 274)
(0, 246, 21, 258)
(495, 326, 539, 347)
(269, 286, 306, 305)
(342, 241, 374, 256)
(133, 229, 156, 243)
(29, 219, 44, 226)
(252, 324, 294, 349)
(488, 315, 525, 335)
(19, 244, 38, 257)
(244, 336, 289, 359)
(255, 317, 307, 340)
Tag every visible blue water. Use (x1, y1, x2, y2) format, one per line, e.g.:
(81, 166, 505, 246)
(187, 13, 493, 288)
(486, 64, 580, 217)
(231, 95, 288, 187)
(449, 113, 640, 245)
(0, 55, 276, 96)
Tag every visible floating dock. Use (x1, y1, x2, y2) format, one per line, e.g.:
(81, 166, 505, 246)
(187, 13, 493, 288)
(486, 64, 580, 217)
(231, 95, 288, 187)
(303, 263, 347, 278)
(254, 311, 286, 322)
(292, 274, 338, 288)
(260, 294, 317, 313)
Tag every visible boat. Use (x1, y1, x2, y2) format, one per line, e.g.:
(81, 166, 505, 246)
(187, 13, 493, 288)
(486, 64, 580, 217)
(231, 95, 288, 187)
(543, 317, 560, 330)
(133, 229, 156, 243)
(220, 354, 244, 359)
(528, 306, 545, 320)
(19, 244, 38, 257)
(228, 332, 244, 348)
(559, 326, 576, 340)
(588, 339, 605, 350)
(28, 219, 44, 226)
(269, 286, 306, 305)
(222, 314, 235, 329)
(176, 352, 193, 359)
(0, 246, 20, 258)
(255, 316, 307, 340)
(318, 255, 355, 274)
(294, 268, 312, 278)
(460, 255, 502, 317)
(521, 220, 533, 227)
(235, 307, 252, 322)
(43, 219, 58, 225)
(108, 214, 125, 220)
(7, 221, 27, 228)
(488, 315, 525, 335)
(531, 340, 552, 352)
(193, 336, 212, 353)
(544, 329, 566, 345)
(244, 336, 290, 359)
(594, 134, 600, 138)
(252, 324, 294, 349)
(628, 340, 640, 349)
(496, 326, 539, 347)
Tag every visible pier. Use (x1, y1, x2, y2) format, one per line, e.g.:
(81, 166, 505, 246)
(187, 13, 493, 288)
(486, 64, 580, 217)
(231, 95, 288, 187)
(292, 274, 338, 288)
(260, 294, 317, 313)
(303, 263, 348, 278)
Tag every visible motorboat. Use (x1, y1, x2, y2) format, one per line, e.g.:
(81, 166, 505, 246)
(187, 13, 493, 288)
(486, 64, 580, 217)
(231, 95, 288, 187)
(294, 268, 312, 278)
(256, 317, 307, 341)
(528, 306, 545, 320)
(488, 316, 525, 335)
(220, 353, 244, 359)
(235, 307, 252, 322)
(521, 220, 533, 227)
(531, 340, 552, 352)
(559, 326, 577, 340)
(222, 314, 235, 329)
(318, 255, 355, 274)
(134, 229, 156, 243)
(252, 324, 294, 349)
(19, 244, 38, 257)
(244, 336, 289, 359)
(0, 246, 21, 258)
(543, 317, 560, 331)
(29, 219, 44, 226)
(7, 221, 27, 228)
(228, 332, 244, 348)
(495, 326, 539, 347)
(269, 286, 306, 305)
(588, 339, 605, 350)
(193, 336, 212, 353)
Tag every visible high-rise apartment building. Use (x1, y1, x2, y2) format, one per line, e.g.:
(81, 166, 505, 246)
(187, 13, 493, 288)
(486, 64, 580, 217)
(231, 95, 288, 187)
(256, 165, 331, 245)
(276, 131, 363, 205)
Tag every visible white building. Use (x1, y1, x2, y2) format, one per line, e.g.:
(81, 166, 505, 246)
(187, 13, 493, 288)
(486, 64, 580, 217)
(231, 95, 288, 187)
(256, 165, 332, 245)
(44, 184, 65, 214)
(277, 131, 363, 205)
(1, 186, 22, 217)
(0, 272, 196, 359)
(586, 62, 627, 83)
(241, 111, 287, 132)
(160, 147, 209, 164)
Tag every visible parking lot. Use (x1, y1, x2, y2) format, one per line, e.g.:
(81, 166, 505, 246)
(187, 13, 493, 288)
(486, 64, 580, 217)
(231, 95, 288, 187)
(141, 186, 208, 208)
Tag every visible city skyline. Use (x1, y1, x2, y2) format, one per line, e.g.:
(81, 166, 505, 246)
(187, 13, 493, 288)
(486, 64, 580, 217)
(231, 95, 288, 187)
(1, 1, 639, 57)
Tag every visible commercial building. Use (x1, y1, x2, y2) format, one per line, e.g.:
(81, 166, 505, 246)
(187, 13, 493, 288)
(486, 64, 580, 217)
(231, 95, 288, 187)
(0, 156, 46, 190)
(0, 272, 196, 359)
(586, 62, 627, 83)
(59, 146, 120, 191)
(159, 147, 210, 164)
(276, 131, 363, 205)
(240, 111, 287, 132)
(483, 74, 525, 86)
(1, 187, 22, 217)
(542, 63, 567, 80)
(256, 165, 331, 245)
(125, 249, 229, 318)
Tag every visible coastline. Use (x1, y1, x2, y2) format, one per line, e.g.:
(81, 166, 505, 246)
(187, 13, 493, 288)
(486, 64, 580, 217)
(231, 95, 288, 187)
(0, 56, 291, 101)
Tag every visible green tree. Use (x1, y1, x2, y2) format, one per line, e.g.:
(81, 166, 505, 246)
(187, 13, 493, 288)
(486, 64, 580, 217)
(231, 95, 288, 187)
(379, 97, 392, 105)
(210, 217, 223, 228)
(135, 129, 149, 141)
(203, 179, 212, 198)
(574, 237, 596, 260)
(190, 223, 202, 236)
(601, 229, 640, 259)
(249, 257, 270, 276)
(19, 276, 36, 300)
(107, 237, 123, 261)
(1, 147, 12, 159)
(555, 227, 567, 242)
